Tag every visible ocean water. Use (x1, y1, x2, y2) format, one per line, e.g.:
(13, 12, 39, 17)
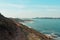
(22, 19, 60, 40)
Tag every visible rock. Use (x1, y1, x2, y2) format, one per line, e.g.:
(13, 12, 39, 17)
(0, 13, 51, 40)
(0, 13, 26, 40)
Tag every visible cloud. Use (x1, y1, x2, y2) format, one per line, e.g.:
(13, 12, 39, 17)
(0, 3, 25, 9)
(0, 4, 60, 18)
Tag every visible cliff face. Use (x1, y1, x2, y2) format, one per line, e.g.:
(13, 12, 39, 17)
(0, 13, 51, 40)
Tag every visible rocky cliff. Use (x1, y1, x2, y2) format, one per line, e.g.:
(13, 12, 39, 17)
(0, 13, 52, 40)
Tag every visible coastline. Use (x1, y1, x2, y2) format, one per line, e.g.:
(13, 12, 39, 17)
(16, 22, 52, 40)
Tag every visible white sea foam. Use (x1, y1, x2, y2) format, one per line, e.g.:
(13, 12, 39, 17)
(44, 32, 60, 40)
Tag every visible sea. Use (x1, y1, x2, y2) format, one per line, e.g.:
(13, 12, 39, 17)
(21, 19, 60, 40)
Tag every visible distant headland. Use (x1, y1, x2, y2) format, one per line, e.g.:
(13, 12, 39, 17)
(33, 17, 60, 19)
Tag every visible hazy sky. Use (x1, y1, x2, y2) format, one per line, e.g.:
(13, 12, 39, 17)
(0, 0, 60, 18)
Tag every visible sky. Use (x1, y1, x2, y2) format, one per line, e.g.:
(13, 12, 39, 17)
(0, 0, 60, 18)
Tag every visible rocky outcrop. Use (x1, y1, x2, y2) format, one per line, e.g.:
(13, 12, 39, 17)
(0, 13, 26, 40)
(0, 13, 52, 40)
(16, 23, 52, 40)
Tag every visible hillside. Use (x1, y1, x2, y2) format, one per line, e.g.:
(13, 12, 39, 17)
(0, 13, 52, 40)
